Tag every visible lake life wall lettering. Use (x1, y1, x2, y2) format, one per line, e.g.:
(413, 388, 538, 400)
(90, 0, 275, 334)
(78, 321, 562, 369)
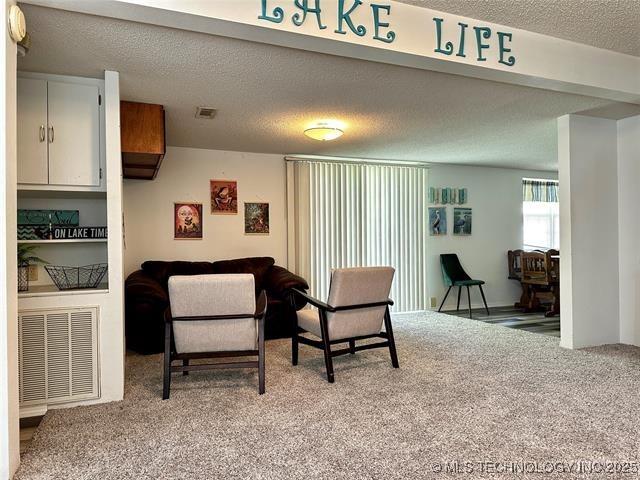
(258, 1, 516, 66)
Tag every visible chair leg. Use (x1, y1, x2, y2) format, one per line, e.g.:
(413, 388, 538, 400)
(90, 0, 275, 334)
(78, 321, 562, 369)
(291, 310, 299, 366)
(349, 339, 355, 354)
(478, 285, 490, 316)
(456, 286, 462, 311)
(182, 359, 189, 376)
(319, 310, 335, 383)
(162, 322, 172, 400)
(438, 286, 453, 312)
(258, 315, 266, 395)
(466, 286, 472, 319)
(384, 307, 399, 369)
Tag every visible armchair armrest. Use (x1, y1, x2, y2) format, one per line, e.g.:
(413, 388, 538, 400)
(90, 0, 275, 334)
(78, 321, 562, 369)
(265, 266, 309, 299)
(126, 270, 169, 307)
(291, 288, 394, 312)
(165, 290, 268, 322)
(291, 288, 332, 311)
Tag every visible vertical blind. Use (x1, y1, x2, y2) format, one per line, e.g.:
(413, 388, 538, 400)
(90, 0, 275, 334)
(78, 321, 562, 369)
(287, 160, 428, 312)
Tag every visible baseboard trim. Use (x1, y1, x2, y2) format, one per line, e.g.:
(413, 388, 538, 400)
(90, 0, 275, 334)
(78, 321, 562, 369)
(20, 404, 47, 419)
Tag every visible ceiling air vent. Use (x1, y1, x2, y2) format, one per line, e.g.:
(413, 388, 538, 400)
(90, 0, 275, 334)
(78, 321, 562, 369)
(195, 106, 217, 119)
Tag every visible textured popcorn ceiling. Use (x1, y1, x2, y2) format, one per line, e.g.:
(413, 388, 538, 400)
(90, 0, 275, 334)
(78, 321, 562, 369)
(397, 0, 640, 57)
(18, 5, 639, 171)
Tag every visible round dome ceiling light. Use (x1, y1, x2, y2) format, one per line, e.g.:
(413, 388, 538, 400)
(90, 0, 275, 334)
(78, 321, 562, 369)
(304, 122, 344, 141)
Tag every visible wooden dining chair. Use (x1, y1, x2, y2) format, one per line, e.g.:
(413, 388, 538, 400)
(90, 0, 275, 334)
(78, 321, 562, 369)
(520, 250, 559, 317)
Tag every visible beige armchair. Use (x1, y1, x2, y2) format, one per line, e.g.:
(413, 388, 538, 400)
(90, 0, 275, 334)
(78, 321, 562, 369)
(291, 267, 398, 383)
(163, 274, 266, 399)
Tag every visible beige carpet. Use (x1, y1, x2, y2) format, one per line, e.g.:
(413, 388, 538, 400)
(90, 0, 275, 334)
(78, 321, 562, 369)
(16, 312, 640, 479)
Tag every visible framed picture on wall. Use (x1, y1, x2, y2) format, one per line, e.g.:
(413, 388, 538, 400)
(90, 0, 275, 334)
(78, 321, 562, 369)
(428, 207, 447, 235)
(453, 207, 472, 236)
(210, 179, 238, 214)
(244, 202, 269, 235)
(174, 203, 203, 239)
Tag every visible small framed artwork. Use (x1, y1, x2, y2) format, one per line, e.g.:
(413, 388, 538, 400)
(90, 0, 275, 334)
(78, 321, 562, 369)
(244, 202, 269, 235)
(210, 179, 238, 214)
(453, 207, 472, 236)
(428, 207, 447, 236)
(174, 203, 203, 239)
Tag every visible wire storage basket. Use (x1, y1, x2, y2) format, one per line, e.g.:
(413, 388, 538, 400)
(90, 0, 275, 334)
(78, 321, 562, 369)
(45, 263, 108, 290)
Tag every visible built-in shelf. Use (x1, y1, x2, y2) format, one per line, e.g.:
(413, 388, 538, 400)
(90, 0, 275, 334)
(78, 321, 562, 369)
(17, 239, 107, 244)
(18, 283, 109, 299)
(17, 188, 107, 199)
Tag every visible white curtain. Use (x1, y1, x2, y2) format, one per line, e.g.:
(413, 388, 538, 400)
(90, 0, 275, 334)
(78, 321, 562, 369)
(287, 159, 428, 312)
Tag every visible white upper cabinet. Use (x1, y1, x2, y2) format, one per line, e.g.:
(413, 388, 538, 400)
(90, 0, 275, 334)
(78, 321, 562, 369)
(47, 81, 101, 187)
(17, 78, 49, 185)
(17, 74, 104, 191)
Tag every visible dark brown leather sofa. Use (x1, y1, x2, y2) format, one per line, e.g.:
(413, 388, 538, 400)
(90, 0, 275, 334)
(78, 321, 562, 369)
(125, 257, 308, 354)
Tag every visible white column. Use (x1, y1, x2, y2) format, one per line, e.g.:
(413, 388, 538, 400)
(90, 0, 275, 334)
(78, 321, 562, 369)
(558, 115, 619, 349)
(617, 115, 640, 347)
(101, 71, 125, 402)
(0, 1, 20, 477)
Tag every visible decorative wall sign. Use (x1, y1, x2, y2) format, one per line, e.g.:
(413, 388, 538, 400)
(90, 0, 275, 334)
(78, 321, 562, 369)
(210, 179, 238, 214)
(17, 209, 79, 240)
(244, 202, 270, 235)
(453, 207, 472, 236)
(51, 226, 107, 240)
(428, 207, 446, 236)
(429, 187, 467, 205)
(174, 203, 203, 240)
(257, 2, 516, 65)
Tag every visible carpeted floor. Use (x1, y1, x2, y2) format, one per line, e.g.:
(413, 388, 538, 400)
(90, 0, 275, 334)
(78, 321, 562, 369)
(15, 311, 640, 479)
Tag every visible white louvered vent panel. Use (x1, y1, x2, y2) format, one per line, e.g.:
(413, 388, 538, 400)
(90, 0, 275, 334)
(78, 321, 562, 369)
(18, 307, 99, 408)
(46, 313, 71, 399)
(19, 314, 47, 403)
(71, 310, 97, 396)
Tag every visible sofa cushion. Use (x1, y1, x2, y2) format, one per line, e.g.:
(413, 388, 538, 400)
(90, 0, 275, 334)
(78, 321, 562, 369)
(212, 257, 275, 292)
(141, 261, 216, 288)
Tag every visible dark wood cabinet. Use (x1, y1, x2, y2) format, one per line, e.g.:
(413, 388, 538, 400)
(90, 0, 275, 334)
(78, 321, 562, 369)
(120, 101, 165, 180)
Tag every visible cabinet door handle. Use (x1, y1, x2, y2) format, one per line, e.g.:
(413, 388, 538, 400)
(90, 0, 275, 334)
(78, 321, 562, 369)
(39, 125, 45, 142)
(48, 126, 54, 143)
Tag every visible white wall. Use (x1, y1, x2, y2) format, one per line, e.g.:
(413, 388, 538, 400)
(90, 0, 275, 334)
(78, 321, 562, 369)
(427, 164, 557, 310)
(617, 115, 640, 347)
(123, 147, 287, 276)
(0, 0, 20, 477)
(558, 115, 619, 349)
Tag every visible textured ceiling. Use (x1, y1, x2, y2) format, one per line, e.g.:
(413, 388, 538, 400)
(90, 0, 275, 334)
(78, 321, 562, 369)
(17, 4, 638, 171)
(397, 0, 640, 57)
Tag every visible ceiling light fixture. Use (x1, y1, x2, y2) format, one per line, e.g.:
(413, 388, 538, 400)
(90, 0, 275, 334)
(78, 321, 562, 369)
(304, 122, 344, 141)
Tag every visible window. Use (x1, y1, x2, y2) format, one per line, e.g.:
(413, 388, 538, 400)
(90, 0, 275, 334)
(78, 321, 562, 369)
(522, 178, 559, 250)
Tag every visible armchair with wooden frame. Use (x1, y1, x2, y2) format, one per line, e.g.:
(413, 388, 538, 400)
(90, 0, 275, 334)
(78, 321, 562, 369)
(289, 267, 399, 383)
(163, 274, 267, 399)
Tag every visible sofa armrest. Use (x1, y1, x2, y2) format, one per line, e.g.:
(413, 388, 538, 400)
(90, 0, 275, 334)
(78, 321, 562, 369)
(125, 270, 169, 307)
(265, 265, 309, 308)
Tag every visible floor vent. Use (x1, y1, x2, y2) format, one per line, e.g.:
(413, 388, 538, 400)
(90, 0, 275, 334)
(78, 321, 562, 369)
(18, 307, 99, 407)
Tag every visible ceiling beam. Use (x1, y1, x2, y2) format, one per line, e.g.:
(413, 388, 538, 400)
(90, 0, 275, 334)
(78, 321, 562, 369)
(21, 0, 640, 104)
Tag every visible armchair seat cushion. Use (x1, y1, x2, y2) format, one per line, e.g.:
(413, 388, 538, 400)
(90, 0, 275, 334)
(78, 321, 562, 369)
(452, 279, 485, 286)
(297, 308, 322, 338)
(297, 307, 384, 341)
